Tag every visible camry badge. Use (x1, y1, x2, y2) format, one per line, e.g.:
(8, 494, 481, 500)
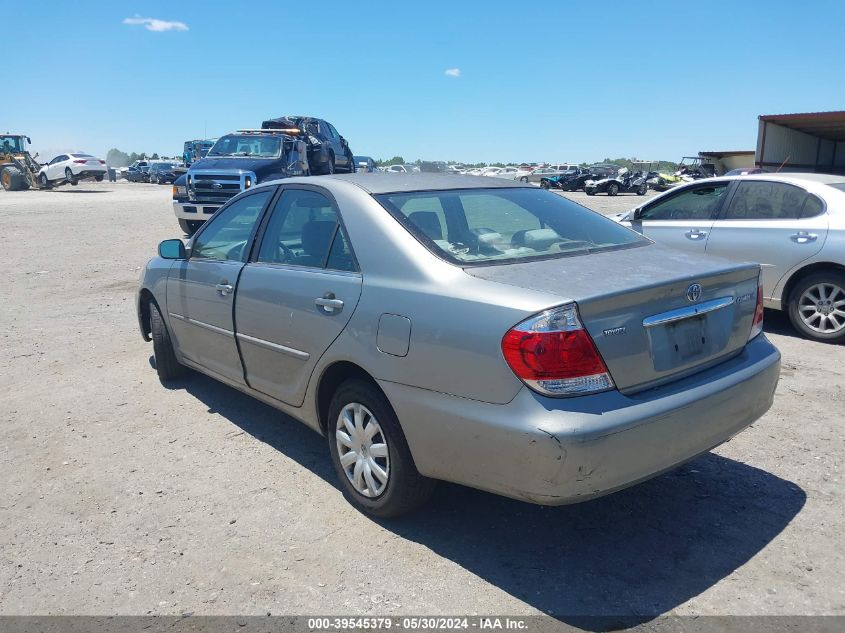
(687, 283, 702, 302)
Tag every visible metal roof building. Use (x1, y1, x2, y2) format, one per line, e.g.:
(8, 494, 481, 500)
(756, 111, 845, 175)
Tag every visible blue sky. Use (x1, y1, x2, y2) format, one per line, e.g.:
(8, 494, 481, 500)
(7, 1, 845, 164)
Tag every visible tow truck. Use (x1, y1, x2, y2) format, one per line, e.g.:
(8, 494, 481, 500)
(173, 129, 308, 235)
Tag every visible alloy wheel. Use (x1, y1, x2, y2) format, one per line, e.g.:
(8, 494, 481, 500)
(334, 402, 390, 498)
(798, 282, 845, 334)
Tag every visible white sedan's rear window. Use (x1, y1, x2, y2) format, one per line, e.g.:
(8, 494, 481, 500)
(375, 188, 647, 265)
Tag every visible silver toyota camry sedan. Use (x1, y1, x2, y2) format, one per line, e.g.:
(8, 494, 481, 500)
(137, 174, 781, 517)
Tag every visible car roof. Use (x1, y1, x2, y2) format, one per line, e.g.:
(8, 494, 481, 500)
(258, 173, 534, 194)
(695, 172, 845, 187)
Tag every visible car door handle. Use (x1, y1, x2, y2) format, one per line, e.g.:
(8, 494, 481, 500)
(215, 283, 234, 295)
(790, 231, 817, 244)
(315, 293, 344, 313)
(685, 229, 708, 240)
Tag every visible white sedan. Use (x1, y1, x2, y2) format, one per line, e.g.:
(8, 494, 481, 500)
(38, 153, 107, 187)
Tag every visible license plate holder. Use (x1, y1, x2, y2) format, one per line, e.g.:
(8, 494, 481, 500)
(667, 315, 706, 359)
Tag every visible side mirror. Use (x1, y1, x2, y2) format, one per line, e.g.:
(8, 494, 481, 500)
(27, 137, 32, 144)
(159, 239, 186, 259)
(632, 208, 644, 221)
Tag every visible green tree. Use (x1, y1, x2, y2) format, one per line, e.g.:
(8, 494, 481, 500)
(105, 148, 131, 167)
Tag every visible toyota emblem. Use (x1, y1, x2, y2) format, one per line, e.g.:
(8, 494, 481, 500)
(687, 283, 702, 302)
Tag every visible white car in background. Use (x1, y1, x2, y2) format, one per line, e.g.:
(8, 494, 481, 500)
(616, 173, 845, 342)
(385, 164, 420, 174)
(487, 166, 521, 179)
(38, 153, 106, 187)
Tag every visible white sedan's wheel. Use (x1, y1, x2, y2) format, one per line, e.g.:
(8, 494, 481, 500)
(797, 282, 845, 335)
(335, 402, 390, 497)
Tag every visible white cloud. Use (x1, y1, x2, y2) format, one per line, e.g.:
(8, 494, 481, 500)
(123, 16, 189, 32)
(444, 68, 461, 78)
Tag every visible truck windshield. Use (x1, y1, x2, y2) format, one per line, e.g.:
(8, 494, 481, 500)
(208, 135, 281, 158)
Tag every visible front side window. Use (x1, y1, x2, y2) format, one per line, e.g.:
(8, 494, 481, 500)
(724, 181, 823, 220)
(257, 189, 354, 270)
(640, 182, 729, 221)
(191, 190, 273, 262)
(376, 187, 647, 265)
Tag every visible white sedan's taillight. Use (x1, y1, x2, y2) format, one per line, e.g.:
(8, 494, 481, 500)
(749, 282, 764, 340)
(501, 304, 615, 397)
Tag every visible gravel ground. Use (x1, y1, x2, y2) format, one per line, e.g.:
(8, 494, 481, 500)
(0, 181, 842, 622)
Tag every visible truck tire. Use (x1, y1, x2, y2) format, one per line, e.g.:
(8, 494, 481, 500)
(1, 167, 27, 191)
(178, 219, 202, 236)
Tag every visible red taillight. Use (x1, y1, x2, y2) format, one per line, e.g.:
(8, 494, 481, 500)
(749, 284, 764, 340)
(502, 304, 614, 397)
(99, 160, 105, 164)
(73, 159, 86, 164)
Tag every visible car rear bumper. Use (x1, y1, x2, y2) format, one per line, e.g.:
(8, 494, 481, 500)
(173, 200, 219, 221)
(70, 167, 106, 178)
(380, 334, 780, 505)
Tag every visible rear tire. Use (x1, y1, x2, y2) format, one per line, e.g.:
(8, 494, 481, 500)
(637, 184, 647, 195)
(540, 180, 550, 189)
(149, 301, 186, 382)
(95, 175, 104, 182)
(607, 183, 619, 196)
(519, 176, 529, 183)
(586, 189, 595, 196)
(327, 379, 436, 517)
(1, 167, 26, 191)
(787, 271, 845, 343)
(65, 168, 78, 186)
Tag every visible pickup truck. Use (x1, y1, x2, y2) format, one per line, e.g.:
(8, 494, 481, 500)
(173, 129, 308, 236)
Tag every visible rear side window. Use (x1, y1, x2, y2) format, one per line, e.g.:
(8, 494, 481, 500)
(376, 187, 647, 265)
(640, 183, 729, 221)
(257, 189, 356, 271)
(724, 181, 823, 220)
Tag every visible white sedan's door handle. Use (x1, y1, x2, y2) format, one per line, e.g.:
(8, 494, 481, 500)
(790, 231, 818, 244)
(215, 282, 233, 295)
(685, 229, 708, 240)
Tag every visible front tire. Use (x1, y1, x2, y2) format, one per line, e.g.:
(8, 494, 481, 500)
(1, 167, 27, 191)
(38, 172, 51, 189)
(787, 271, 845, 343)
(540, 180, 550, 189)
(178, 218, 202, 236)
(607, 182, 619, 196)
(586, 188, 595, 196)
(637, 184, 647, 195)
(327, 379, 435, 517)
(519, 176, 529, 183)
(149, 301, 186, 382)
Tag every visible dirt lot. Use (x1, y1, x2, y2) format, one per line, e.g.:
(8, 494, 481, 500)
(1, 181, 842, 622)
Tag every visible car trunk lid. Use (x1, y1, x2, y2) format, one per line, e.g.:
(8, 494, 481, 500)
(466, 244, 760, 394)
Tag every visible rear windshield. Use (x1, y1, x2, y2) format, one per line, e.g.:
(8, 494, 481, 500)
(375, 187, 648, 266)
(829, 183, 845, 193)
